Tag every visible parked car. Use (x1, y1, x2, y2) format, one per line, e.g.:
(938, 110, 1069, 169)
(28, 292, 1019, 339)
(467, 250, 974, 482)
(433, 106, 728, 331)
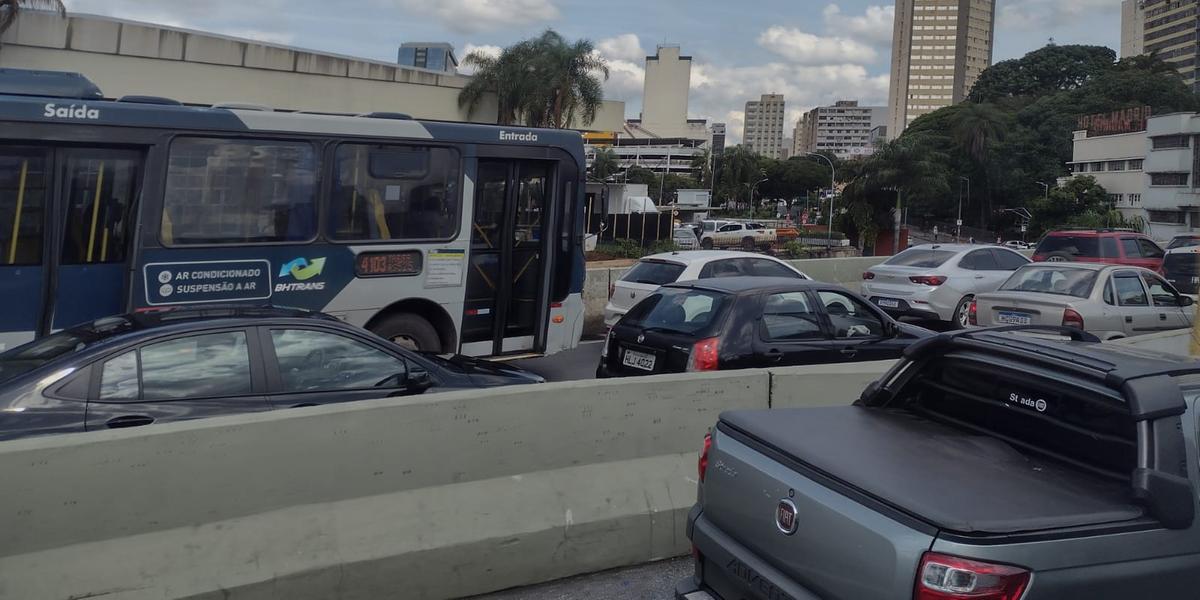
(861, 244, 1031, 328)
(597, 277, 931, 378)
(1167, 233, 1200, 250)
(679, 326, 1200, 600)
(673, 226, 700, 250)
(1164, 244, 1200, 294)
(1032, 229, 1165, 271)
(1003, 240, 1031, 250)
(0, 306, 543, 441)
(603, 251, 809, 326)
(700, 222, 777, 250)
(971, 263, 1194, 339)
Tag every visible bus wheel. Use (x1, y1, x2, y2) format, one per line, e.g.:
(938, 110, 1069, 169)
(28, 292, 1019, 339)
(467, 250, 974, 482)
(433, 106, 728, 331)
(372, 313, 441, 353)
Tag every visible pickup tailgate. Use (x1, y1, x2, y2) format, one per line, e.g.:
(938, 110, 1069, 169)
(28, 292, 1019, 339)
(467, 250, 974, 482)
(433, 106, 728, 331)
(697, 405, 1145, 599)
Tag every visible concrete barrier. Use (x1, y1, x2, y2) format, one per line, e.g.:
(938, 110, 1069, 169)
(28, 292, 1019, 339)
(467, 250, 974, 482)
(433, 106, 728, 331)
(0, 364, 884, 600)
(1111, 328, 1194, 356)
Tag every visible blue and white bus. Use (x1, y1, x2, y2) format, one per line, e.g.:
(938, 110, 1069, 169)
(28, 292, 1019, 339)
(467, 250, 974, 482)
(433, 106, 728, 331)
(0, 70, 586, 356)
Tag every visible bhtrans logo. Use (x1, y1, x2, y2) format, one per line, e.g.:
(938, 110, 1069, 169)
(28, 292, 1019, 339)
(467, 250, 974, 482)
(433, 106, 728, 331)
(500, 130, 539, 142)
(275, 257, 327, 292)
(44, 103, 100, 120)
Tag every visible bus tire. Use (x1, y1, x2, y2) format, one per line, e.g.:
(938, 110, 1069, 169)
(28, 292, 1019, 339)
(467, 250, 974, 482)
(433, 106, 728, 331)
(372, 313, 441, 353)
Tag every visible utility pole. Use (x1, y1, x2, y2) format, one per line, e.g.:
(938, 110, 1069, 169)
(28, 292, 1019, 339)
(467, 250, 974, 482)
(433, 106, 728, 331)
(1037, 181, 1049, 200)
(958, 176, 970, 243)
(893, 188, 902, 255)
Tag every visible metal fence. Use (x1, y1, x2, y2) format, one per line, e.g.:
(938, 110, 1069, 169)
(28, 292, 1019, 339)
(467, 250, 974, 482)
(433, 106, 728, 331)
(586, 213, 674, 247)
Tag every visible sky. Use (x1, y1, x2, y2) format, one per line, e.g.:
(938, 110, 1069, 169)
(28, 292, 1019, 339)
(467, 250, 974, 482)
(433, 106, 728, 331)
(64, 0, 1122, 143)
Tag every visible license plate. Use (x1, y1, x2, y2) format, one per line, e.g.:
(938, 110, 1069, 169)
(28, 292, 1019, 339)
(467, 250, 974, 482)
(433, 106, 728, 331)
(622, 349, 656, 371)
(998, 311, 1032, 325)
(877, 298, 900, 309)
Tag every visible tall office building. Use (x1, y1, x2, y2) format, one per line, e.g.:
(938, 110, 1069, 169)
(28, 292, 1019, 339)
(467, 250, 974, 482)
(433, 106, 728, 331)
(796, 100, 889, 158)
(1121, 0, 1146, 58)
(887, 0, 996, 136)
(743, 94, 786, 158)
(397, 42, 458, 74)
(1142, 0, 1200, 92)
(792, 117, 807, 157)
(710, 123, 727, 155)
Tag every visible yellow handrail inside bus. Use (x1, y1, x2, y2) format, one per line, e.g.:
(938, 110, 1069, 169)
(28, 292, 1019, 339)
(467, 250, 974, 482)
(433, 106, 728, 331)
(161, 206, 174, 245)
(86, 162, 105, 263)
(368, 189, 390, 239)
(7, 160, 28, 265)
(101, 223, 110, 262)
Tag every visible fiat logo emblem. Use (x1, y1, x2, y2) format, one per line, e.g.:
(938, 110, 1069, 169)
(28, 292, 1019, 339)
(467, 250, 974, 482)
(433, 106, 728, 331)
(776, 499, 798, 535)
(637, 334, 645, 344)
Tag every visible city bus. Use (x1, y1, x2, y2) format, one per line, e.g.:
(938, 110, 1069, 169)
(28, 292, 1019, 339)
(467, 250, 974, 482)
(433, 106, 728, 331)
(0, 70, 586, 357)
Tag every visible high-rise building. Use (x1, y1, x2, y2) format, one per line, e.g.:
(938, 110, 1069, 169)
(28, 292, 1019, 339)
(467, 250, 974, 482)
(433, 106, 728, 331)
(1142, 0, 1200, 92)
(795, 101, 889, 158)
(710, 123, 727, 155)
(743, 94, 786, 158)
(397, 42, 458, 74)
(792, 118, 807, 157)
(1121, 0, 1146, 58)
(887, 0, 996, 136)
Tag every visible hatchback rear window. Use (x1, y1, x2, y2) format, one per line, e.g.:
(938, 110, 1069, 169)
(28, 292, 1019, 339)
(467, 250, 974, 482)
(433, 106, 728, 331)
(1036, 236, 1100, 258)
(621, 260, 686, 286)
(1167, 236, 1200, 250)
(1000, 266, 1098, 298)
(884, 248, 957, 268)
(624, 288, 729, 336)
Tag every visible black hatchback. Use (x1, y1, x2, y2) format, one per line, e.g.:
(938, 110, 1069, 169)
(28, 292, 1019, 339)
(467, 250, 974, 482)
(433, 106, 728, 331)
(596, 277, 931, 377)
(0, 306, 543, 442)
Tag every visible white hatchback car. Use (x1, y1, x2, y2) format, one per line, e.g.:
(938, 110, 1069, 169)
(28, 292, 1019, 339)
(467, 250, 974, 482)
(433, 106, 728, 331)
(861, 244, 1030, 328)
(602, 250, 809, 326)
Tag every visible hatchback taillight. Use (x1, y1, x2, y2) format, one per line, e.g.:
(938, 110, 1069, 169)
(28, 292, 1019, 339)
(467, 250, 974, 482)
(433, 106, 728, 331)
(687, 337, 720, 371)
(698, 432, 713, 482)
(915, 552, 1030, 600)
(910, 275, 948, 286)
(1062, 308, 1085, 329)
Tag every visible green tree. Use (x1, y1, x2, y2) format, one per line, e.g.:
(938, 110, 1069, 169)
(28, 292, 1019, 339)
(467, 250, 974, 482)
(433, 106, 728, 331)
(590, 147, 619, 181)
(690, 148, 713, 188)
(1026, 175, 1123, 235)
(968, 44, 1115, 103)
(714, 145, 763, 210)
(840, 134, 952, 252)
(0, 0, 64, 41)
(458, 30, 609, 128)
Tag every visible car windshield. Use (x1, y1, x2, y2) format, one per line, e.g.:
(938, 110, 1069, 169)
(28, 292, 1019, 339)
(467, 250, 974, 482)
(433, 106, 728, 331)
(1001, 266, 1098, 298)
(1167, 236, 1200, 250)
(0, 325, 119, 383)
(883, 248, 957, 268)
(1036, 235, 1099, 257)
(626, 288, 729, 336)
(621, 260, 686, 286)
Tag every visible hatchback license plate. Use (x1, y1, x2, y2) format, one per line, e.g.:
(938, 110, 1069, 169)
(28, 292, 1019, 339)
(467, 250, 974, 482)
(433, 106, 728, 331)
(623, 349, 656, 371)
(877, 298, 900, 309)
(998, 311, 1032, 325)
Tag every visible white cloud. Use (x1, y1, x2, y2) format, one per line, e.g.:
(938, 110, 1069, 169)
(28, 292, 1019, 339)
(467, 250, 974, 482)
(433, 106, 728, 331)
(822, 4, 895, 46)
(758, 26, 877, 66)
(592, 34, 646, 103)
(596, 33, 646, 63)
(459, 43, 502, 74)
(998, 0, 1117, 29)
(392, 0, 559, 34)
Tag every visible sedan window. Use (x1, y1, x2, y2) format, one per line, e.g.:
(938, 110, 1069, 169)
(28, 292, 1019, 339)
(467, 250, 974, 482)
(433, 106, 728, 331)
(763, 292, 824, 340)
(140, 332, 252, 400)
(1000, 267, 1096, 298)
(1142, 273, 1181, 307)
(270, 329, 408, 392)
(991, 249, 1030, 271)
(700, 259, 746, 278)
(1113, 273, 1149, 306)
(818, 291, 885, 338)
(960, 250, 998, 270)
(100, 351, 139, 400)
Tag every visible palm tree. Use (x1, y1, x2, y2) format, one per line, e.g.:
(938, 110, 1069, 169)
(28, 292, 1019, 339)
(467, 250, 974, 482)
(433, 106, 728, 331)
(458, 30, 608, 129)
(690, 148, 713, 188)
(0, 0, 65, 42)
(949, 103, 1009, 166)
(590, 147, 619, 180)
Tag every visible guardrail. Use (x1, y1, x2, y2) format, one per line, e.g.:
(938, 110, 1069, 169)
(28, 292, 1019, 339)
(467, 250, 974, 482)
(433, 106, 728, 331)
(0, 361, 894, 600)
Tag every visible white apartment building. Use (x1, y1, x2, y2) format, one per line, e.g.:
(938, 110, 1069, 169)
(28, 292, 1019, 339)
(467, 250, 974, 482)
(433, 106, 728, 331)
(796, 100, 889, 158)
(1068, 129, 1147, 225)
(1142, 112, 1200, 238)
(743, 94, 786, 158)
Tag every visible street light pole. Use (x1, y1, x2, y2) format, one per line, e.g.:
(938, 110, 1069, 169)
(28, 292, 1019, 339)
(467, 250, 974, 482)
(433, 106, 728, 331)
(807, 153, 836, 249)
(958, 176, 969, 243)
(1037, 181, 1049, 200)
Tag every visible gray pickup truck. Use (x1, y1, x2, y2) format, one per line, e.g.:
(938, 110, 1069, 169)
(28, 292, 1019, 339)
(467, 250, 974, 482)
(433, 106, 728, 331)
(677, 326, 1200, 600)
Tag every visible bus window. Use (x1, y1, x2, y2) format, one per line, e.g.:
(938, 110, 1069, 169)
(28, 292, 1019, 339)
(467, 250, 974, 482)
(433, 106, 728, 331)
(0, 149, 48, 266)
(329, 144, 460, 241)
(61, 152, 139, 264)
(161, 138, 317, 245)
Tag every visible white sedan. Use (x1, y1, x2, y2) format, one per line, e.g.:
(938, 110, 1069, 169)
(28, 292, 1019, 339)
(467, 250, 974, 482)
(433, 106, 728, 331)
(603, 250, 809, 326)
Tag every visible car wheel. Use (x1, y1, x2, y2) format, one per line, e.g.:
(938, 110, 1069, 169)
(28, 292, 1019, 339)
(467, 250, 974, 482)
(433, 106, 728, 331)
(742, 236, 756, 251)
(371, 312, 441, 352)
(701, 238, 714, 249)
(1044, 252, 1074, 263)
(952, 296, 974, 329)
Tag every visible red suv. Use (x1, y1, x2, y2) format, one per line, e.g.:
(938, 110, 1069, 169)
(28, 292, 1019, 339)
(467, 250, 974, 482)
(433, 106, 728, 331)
(1032, 229, 1166, 271)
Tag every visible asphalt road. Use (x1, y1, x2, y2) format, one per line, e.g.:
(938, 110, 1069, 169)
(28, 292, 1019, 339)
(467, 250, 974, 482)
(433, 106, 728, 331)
(469, 557, 692, 600)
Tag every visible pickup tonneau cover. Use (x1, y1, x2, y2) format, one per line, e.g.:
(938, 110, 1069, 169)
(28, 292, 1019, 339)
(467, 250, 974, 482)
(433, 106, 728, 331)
(720, 405, 1145, 534)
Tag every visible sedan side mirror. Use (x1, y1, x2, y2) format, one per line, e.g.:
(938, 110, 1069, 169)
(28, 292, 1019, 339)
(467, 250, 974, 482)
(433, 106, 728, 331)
(406, 369, 435, 393)
(1180, 296, 1195, 307)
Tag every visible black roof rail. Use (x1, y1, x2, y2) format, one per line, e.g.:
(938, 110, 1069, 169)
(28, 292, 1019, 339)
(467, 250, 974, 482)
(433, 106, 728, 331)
(359, 111, 413, 120)
(117, 95, 183, 106)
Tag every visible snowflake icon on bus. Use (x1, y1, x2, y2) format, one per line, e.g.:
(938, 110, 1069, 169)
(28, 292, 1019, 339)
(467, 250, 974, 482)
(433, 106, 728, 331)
(278, 257, 327, 281)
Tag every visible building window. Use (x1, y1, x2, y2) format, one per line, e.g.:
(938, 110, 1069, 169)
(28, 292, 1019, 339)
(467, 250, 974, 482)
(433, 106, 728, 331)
(1152, 135, 1190, 150)
(1148, 210, 1187, 224)
(1129, 159, 1144, 171)
(1151, 172, 1190, 186)
(1107, 193, 1124, 204)
(1127, 193, 1142, 205)
(1106, 161, 1126, 171)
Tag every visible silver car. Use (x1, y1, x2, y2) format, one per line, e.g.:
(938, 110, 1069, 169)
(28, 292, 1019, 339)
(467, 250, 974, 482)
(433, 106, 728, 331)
(972, 263, 1195, 339)
(861, 244, 1030, 328)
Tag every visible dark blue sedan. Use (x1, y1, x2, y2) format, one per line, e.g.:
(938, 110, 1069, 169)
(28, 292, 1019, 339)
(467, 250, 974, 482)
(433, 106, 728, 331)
(0, 306, 543, 441)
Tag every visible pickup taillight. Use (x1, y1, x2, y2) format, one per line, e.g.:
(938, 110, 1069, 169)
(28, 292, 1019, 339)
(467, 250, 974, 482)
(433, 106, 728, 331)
(698, 432, 712, 482)
(915, 552, 1030, 600)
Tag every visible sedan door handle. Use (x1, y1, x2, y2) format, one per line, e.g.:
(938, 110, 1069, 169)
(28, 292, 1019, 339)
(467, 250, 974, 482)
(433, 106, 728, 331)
(106, 415, 154, 429)
(765, 348, 784, 363)
(1125, 316, 1133, 323)
(1160, 313, 1168, 320)
(840, 346, 858, 358)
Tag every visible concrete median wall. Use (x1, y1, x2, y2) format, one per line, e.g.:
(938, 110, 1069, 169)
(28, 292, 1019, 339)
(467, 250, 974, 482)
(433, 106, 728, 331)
(0, 362, 891, 600)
